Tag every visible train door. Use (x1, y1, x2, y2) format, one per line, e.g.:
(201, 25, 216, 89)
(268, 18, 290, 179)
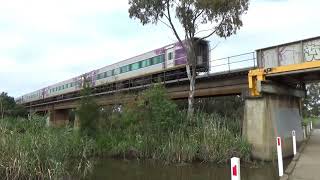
(165, 47, 175, 69)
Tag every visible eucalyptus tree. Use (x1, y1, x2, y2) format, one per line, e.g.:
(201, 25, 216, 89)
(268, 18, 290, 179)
(303, 83, 320, 117)
(128, 0, 249, 117)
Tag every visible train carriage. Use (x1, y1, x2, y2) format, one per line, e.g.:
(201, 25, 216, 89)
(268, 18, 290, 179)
(17, 39, 210, 104)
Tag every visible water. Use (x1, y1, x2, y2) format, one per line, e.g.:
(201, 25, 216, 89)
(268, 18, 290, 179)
(89, 158, 288, 180)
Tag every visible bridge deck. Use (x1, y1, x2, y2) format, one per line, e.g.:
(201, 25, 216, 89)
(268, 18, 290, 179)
(27, 67, 252, 112)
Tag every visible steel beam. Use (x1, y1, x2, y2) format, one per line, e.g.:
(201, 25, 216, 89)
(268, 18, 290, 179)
(257, 80, 305, 98)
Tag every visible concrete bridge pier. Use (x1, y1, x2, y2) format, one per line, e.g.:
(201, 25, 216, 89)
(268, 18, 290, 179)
(243, 83, 305, 161)
(48, 109, 71, 127)
(74, 112, 80, 128)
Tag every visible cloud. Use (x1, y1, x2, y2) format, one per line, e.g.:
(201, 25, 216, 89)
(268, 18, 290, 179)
(0, 0, 319, 97)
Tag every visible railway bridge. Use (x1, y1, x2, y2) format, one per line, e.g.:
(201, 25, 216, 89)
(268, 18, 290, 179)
(23, 36, 320, 161)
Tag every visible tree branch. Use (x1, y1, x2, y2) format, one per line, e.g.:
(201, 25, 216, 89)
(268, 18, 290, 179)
(197, 16, 226, 42)
(195, 27, 215, 36)
(192, 9, 204, 27)
(210, 41, 220, 51)
(165, 0, 186, 50)
(158, 18, 173, 29)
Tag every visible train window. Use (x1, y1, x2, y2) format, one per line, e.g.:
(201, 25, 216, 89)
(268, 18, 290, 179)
(114, 68, 120, 75)
(131, 62, 140, 70)
(168, 52, 173, 60)
(157, 55, 163, 64)
(97, 73, 102, 79)
(150, 58, 155, 65)
(120, 65, 129, 73)
(153, 55, 163, 64)
(141, 59, 150, 68)
(106, 70, 112, 77)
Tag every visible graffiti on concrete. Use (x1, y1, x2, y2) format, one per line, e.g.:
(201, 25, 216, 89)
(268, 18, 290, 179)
(278, 44, 302, 65)
(304, 39, 320, 61)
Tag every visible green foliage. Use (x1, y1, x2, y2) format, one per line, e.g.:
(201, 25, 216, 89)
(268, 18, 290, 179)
(96, 85, 251, 163)
(303, 83, 320, 118)
(303, 117, 319, 126)
(0, 116, 95, 179)
(128, 0, 249, 38)
(77, 80, 100, 138)
(0, 92, 27, 119)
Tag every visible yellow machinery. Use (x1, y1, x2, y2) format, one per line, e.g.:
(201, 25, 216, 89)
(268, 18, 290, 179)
(248, 60, 320, 96)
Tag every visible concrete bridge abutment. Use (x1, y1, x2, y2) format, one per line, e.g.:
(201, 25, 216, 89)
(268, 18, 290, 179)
(243, 92, 304, 161)
(48, 109, 71, 127)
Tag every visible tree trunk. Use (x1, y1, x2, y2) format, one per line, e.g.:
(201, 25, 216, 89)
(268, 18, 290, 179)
(186, 42, 197, 120)
(0, 100, 3, 119)
(186, 56, 197, 120)
(187, 69, 195, 118)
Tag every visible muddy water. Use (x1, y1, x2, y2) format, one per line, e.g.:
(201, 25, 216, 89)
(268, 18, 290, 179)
(89, 158, 289, 180)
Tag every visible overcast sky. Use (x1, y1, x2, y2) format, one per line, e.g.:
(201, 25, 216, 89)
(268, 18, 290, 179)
(0, 0, 319, 97)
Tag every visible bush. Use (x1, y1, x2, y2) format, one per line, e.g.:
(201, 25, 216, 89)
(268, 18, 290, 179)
(96, 84, 251, 163)
(77, 81, 100, 138)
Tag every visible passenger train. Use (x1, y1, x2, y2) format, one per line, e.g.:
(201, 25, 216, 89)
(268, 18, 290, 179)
(16, 39, 209, 104)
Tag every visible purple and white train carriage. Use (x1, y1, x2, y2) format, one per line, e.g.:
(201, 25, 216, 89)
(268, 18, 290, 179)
(17, 39, 209, 104)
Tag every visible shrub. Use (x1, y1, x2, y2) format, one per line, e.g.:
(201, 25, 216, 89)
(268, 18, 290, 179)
(96, 84, 251, 163)
(77, 80, 100, 138)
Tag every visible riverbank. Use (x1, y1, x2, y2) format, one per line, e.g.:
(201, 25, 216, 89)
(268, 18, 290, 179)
(89, 158, 283, 180)
(0, 86, 251, 179)
(0, 117, 95, 179)
(0, 114, 250, 179)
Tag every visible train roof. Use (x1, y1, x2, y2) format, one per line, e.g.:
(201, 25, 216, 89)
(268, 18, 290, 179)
(19, 38, 209, 98)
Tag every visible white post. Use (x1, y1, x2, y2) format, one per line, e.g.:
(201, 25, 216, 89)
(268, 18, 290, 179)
(292, 130, 297, 156)
(303, 127, 306, 140)
(311, 121, 313, 130)
(277, 137, 284, 177)
(231, 157, 240, 180)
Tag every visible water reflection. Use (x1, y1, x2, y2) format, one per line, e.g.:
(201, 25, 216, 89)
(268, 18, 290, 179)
(90, 159, 284, 180)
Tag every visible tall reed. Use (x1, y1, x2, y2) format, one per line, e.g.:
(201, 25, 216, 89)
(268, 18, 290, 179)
(0, 116, 95, 179)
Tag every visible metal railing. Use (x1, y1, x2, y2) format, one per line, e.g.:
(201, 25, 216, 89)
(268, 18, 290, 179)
(209, 52, 256, 74)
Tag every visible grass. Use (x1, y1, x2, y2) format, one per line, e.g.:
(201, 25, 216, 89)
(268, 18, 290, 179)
(0, 85, 252, 179)
(303, 117, 319, 126)
(0, 116, 95, 179)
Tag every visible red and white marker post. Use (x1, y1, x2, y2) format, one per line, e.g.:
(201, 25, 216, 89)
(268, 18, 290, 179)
(277, 137, 284, 177)
(231, 157, 240, 180)
(292, 130, 297, 156)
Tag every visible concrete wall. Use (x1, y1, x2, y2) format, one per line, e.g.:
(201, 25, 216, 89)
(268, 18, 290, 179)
(49, 109, 70, 127)
(243, 94, 303, 160)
